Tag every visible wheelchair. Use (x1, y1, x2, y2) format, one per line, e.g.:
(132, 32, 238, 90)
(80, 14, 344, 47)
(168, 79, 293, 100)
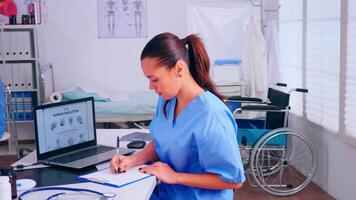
(226, 83, 317, 196)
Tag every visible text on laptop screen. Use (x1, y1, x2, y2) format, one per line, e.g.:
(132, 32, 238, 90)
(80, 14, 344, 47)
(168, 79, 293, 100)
(36, 100, 95, 154)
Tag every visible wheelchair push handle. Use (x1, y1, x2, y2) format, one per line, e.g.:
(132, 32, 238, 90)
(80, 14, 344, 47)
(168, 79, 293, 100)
(295, 88, 308, 93)
(276, 82, 287, 87)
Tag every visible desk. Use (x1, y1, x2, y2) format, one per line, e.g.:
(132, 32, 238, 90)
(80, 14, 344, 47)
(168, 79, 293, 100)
(13, 129, 156, 200)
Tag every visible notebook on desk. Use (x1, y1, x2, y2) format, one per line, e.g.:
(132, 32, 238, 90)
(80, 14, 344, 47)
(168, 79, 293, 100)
(34, 97, 133, 169)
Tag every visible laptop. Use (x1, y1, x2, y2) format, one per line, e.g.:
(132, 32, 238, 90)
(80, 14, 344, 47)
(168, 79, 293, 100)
(34, 97, 133, 169)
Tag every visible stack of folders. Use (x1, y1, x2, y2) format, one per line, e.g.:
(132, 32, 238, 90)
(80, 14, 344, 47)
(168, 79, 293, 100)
(1, 30, 33, 60)
(8, 92, 35, 121)
(0, 63, 34, 90)
(0, 29, 34, 90)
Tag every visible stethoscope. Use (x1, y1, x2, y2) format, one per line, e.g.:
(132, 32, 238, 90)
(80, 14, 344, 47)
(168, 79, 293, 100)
(18, 186, 116, 200)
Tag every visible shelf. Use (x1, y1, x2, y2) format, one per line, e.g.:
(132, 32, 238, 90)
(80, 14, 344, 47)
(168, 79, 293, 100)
(0, 24, 41, 120)
(2, 58, 37, 62)
(10, 120, 34, 123)
(11, 89, 38, 92)
(0, 24, 37, 29)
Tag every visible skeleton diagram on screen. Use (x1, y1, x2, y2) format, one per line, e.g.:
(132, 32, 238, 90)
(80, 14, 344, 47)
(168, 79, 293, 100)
(97, 0, 147, 38)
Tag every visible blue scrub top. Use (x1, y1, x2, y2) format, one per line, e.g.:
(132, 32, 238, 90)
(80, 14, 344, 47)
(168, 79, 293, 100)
(149, 91, 245, 200)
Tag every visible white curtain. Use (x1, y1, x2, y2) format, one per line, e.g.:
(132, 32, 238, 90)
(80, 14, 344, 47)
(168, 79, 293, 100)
(242, 15, 267, 99)
(265, 19, 280, 86)
(305, 0, 340, 132)
(345, 0, 356, 138)
(187, 2, 257, 63)
(279, 0, 303, 115)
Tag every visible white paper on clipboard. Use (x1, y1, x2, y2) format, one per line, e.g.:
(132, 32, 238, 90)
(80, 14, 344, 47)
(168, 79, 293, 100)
(77, 165, 152, 188)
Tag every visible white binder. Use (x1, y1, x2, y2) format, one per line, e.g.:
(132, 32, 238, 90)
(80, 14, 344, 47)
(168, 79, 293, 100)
(2, 32, 11, 59)
(12, 63, 21, 89)
(18, 63, 27, 90)
(9, 32, 17, 60)
(22, 31, 32, 59)
(4, 63, 13, 87)
(14, 31, 22, 59)
(24, 63, 33, 89)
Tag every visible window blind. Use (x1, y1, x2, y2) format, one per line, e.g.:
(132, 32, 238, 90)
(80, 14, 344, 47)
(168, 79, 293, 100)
(279, 0, 303, 115)
(305, 0, 340, 132)
(345, 1, 356, 138)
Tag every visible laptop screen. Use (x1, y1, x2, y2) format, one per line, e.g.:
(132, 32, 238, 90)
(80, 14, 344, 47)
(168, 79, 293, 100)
(35, 97, 95, 155)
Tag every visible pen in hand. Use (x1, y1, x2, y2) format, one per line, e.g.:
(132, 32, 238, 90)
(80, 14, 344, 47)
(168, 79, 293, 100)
(116, 136, 121, 173)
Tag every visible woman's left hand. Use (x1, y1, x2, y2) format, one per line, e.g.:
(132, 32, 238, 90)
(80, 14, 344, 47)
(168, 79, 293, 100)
(140, 162, 178, 184)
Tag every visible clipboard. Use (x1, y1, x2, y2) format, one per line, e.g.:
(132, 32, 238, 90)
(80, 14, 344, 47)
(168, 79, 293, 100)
(76, 165, 153, 188)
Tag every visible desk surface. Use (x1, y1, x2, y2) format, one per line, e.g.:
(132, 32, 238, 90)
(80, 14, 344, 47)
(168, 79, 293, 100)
(13, 129, 155, 200)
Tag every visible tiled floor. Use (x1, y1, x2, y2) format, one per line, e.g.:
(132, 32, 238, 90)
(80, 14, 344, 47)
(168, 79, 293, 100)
(235, 179, 335, 200)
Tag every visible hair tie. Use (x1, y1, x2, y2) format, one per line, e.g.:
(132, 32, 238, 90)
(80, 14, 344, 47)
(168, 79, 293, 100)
(181, 37, 188, 46)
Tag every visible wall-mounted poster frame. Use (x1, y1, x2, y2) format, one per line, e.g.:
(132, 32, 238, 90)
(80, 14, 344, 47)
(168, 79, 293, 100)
(97, 0, 147, 39)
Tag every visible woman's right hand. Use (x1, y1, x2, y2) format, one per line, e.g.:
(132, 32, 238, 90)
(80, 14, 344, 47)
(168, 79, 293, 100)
(110, 154, 136, 173)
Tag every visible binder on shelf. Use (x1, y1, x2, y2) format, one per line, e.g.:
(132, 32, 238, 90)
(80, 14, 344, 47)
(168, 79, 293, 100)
(15, 93, 25, 120)
(19, 31, 32, 59)
(4, 64, 13, 87)
(2, 31, 11, 59)
(13, 31, 21, 59)
(24, 92, 33, 120)
(18, 63, 27, 90)
(9, 32, 17, 60)
(24, 63, 34, 89)
(10, 92, 34, 121)
(11, 31, 19, 59)
(11, 63, 20, 90)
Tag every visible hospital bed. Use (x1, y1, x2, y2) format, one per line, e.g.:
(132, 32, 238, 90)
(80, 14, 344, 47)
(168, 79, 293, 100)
(93, 94, 157, 123)
(225, 83, 317, 196)
(53, 87, 157, 127)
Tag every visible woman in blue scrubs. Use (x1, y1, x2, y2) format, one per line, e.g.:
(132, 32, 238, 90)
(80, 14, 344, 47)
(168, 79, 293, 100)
(110, 32, 245, 199)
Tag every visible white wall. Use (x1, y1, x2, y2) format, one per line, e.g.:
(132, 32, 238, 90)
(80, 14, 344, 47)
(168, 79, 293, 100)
(18, 0, 188, 140)
(38, 0, 187, 97)
(289, 115, 356, 200)
(30, 1, 356, 199)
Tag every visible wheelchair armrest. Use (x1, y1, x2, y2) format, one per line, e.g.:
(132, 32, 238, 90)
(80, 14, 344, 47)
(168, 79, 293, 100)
(226, 96, 263, 103)
(240, 105, 284, 112)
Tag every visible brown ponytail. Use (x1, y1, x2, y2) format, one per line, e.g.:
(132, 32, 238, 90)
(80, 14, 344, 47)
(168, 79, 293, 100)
(184, 35, 225, 100)
(141, 32, 224, 101)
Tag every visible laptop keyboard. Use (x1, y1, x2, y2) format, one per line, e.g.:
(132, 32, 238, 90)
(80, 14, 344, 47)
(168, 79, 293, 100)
(48, 146, 114, 164)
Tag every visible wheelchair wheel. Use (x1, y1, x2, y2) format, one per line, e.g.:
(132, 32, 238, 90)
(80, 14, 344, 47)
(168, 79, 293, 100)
(250, 128, 317, 196)
(248, 133, 294, 178)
